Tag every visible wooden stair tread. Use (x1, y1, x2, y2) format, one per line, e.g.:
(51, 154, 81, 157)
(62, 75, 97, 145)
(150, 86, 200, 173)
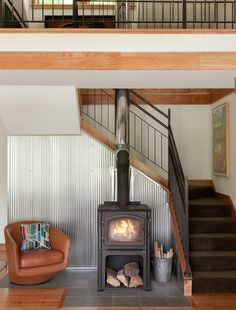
(189, 186, 212, 190)
(190, 233, 236, 238)
(189, 197, 229, 206)
(193, 271, 236, 278)
(190, 251, 236, 257)
(190, 217, 234, 221)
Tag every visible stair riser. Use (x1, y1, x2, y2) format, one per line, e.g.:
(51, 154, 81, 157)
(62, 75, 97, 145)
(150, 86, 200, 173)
(193, 278, 236, 293)
(189, 205, 231, 217)
(189, 220, 236, 233)
(189, 187, 213, 200)
(190, 256, 236, 271)
(190, 237, 236, 251)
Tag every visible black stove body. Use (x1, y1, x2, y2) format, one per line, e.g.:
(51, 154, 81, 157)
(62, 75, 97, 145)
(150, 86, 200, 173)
(97, 202, 151, 290)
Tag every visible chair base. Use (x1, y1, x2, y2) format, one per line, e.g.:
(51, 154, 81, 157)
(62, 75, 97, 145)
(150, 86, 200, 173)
(9, 272, 57, 285)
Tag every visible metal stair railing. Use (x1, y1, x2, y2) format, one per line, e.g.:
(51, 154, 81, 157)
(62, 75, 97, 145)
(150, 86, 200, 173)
(1, 0, 236, 29)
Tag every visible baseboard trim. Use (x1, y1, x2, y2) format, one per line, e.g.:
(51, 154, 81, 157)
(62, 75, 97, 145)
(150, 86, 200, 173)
(214, 191, 236, 219)
(188, 179, 214, 187)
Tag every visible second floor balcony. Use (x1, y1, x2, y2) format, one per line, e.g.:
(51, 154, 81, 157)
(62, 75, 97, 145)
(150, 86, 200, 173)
(0, 0, 236, 29)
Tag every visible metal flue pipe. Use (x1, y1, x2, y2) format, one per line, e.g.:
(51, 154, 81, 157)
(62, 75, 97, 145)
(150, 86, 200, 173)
(115, 89, 130, 207)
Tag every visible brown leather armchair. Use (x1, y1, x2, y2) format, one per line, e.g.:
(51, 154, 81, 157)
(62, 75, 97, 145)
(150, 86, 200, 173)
(4, 221, 70, 285)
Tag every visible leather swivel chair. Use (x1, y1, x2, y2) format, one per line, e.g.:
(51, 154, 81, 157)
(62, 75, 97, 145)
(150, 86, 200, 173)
(4, 220, 70, 285)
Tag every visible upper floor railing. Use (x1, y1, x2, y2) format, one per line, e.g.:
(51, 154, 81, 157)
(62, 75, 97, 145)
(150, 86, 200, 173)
(1, 0, 236, 29)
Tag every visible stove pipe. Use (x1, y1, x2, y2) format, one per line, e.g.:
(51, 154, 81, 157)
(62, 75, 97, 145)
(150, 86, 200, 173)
(115, 89, 130, 207)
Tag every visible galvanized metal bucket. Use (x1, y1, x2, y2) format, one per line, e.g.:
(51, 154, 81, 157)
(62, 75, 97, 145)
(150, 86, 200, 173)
(153, 257, 173, 283)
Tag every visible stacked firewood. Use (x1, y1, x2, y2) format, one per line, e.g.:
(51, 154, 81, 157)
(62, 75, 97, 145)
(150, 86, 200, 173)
(106, 262, 143, 288)
(154, 241, 173, 259)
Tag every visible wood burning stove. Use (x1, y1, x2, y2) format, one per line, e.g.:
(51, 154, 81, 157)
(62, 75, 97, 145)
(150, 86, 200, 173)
(98, 203, 151, 290)
(97, 89, 151, 291)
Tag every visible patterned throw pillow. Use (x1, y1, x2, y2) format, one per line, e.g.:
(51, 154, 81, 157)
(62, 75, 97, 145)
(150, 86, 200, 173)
(20, 223, 51, 251)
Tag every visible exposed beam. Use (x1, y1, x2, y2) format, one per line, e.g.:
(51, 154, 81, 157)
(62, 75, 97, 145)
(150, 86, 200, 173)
(209, 89, 234, 103)
(1, 52, 236, 70)
(80, 89, 234, 105)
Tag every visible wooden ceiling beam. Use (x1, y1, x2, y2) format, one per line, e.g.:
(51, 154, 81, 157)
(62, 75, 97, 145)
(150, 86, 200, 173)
(209, 89, 234, 103)
(1, 52, 236, 70)
(80, 88, 234, 105)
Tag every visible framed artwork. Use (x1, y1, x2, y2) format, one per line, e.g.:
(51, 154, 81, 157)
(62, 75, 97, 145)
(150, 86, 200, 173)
(212, 102, 230, 177)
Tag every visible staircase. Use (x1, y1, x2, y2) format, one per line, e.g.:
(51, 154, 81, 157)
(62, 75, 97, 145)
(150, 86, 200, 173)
(189, 186, 236, 293)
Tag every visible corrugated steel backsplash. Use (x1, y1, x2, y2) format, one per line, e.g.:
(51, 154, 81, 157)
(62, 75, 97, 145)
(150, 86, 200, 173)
(8, 133, 172, 268)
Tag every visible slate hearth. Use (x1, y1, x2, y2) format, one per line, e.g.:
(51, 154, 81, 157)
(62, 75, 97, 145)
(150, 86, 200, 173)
(0, 270, 190, 307)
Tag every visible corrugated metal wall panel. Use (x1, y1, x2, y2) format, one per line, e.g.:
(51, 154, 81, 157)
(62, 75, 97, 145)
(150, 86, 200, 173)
(8, 132, 172, 268)
(131, 169, 172, 251)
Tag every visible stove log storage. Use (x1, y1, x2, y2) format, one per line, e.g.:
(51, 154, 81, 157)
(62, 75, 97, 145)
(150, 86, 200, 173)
(97, 89, 151, 291)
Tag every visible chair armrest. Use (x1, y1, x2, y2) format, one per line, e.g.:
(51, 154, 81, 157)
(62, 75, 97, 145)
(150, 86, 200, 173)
(4, 228, 20, 272)
(49, 226, 70, 263)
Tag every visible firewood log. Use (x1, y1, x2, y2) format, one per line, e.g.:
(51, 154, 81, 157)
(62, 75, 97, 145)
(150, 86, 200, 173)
(123, 262, 140, 277)
(106, 268, 121, 287)
(129, 275, 143, 288)
(154, 241, 159, 258)
(117, 269, 129, 287)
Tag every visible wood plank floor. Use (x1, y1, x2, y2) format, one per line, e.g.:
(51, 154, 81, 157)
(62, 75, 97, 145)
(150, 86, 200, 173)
(0, 288, 236, 309)
(0, 288, 65, 310)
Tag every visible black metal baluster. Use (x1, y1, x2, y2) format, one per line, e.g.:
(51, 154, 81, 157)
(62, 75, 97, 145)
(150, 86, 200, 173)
(161, 0, 164, 28)
(224, 0, 226, 28)
(182, 0, 187, 28)
(161, 133, 163, 170)
(52, 0, 54, 23)
(41, 0, 44, 24)
(100, 90, 103, 129)
(208, 1, 210, 29)
(62, 0, 65, 24)
(154, 129, 157, 164)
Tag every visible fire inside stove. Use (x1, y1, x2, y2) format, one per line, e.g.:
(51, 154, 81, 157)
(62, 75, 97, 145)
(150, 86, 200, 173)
(108, 218, 142, 242)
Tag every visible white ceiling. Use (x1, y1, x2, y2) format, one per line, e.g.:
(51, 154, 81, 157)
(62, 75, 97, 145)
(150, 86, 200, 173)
(0, 70, 235, 88)
(0, 69, 235, 135)
(0, 32, 235, 134)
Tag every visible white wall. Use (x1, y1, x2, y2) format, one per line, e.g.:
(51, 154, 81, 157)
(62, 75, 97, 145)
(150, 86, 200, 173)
(0, 86, 80, 135)
(170, 105, 212, 180)
(212, 93, 236, 206)
(0, 115, 7, 243)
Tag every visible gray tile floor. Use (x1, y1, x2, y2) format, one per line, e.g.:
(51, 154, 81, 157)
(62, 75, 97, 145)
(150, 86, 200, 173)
(0, 270, 191, 307)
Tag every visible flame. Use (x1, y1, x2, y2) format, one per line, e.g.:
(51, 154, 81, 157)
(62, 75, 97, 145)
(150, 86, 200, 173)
(113, 219, 136, 240)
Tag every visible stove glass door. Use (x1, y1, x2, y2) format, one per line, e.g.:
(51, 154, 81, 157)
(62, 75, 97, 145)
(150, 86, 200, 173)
(107, 217, 143, 243)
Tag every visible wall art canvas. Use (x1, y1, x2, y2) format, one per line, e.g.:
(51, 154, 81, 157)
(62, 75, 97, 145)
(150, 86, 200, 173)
(212, 102, 230, 176)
